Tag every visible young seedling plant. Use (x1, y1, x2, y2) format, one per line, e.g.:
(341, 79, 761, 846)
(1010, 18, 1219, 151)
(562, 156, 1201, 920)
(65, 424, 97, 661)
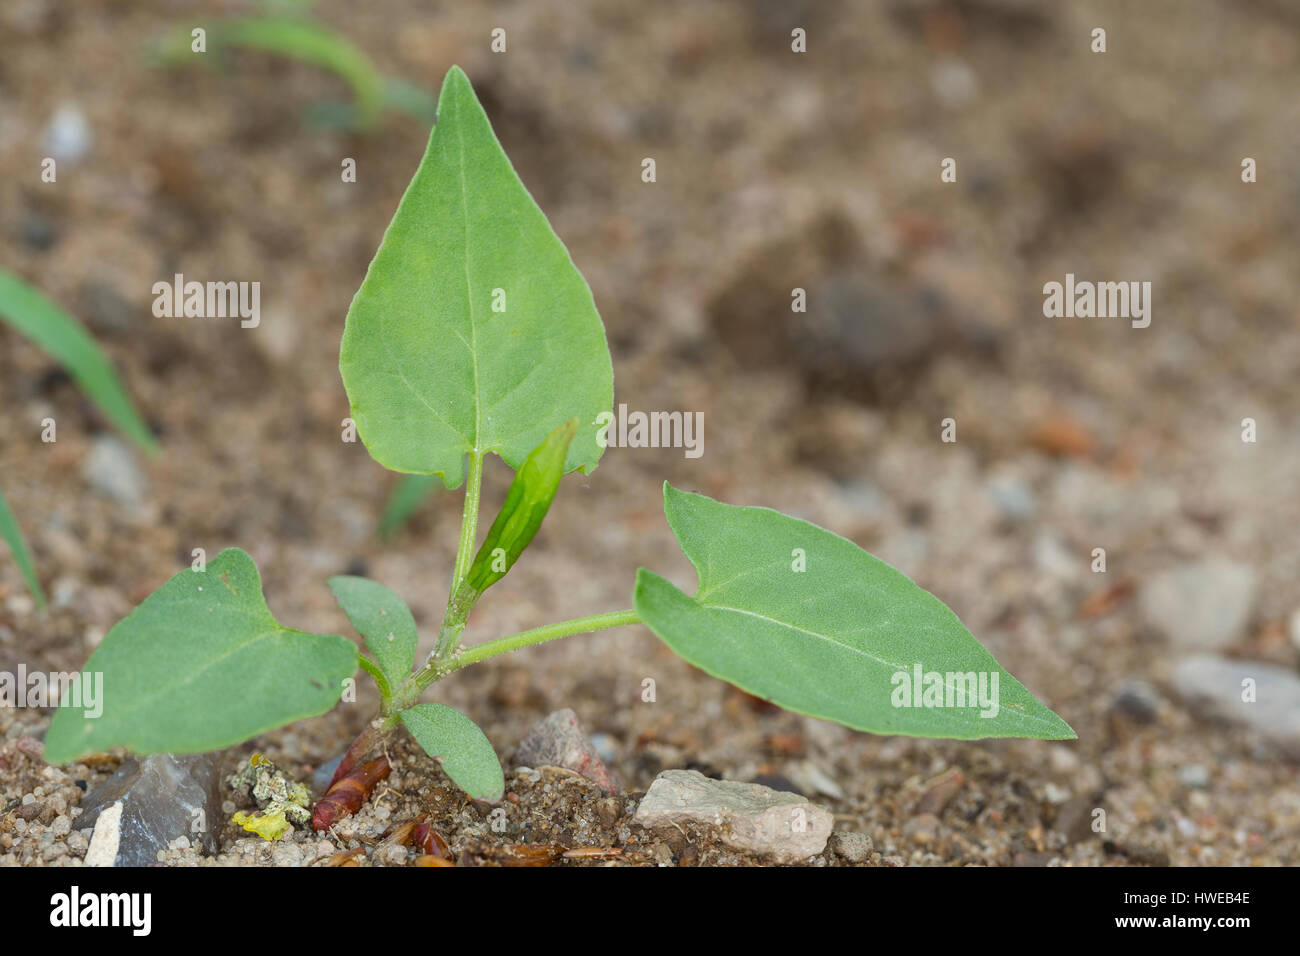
(43, 67, 1073, 831)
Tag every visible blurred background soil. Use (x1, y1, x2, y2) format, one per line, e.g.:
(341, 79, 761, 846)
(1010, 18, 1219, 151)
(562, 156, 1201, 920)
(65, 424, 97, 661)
(1, 0, 1298, 865)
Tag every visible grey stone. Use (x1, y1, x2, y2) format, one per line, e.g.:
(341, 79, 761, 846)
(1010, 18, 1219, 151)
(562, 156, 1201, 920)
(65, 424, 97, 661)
(514, 708, 620, 794)
(1177, 764, 1211, 789)
(1170, 655, 1300, 758)
(985, 473, 1036, 521)
(633, 769, 832, 864)
(44, 103, 92, 163)
(830, 830, 873, 863)
(1140, 559, 1256, 651)
(1109, 679, 1162, 724)
(792, 272, 941, 377)
(75, 753, 224, 866)
(83, 434, 147, 506)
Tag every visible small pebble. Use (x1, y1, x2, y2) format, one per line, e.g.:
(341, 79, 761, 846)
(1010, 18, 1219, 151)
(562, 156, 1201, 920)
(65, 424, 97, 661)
(830, 830, 873, 863)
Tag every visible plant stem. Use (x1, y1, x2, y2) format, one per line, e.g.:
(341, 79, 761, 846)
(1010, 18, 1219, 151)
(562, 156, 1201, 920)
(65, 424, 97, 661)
(432, 449, 484, 661)
(356, 655, 391, 711)
(449, 449, 484, 595)
(446, 609, 641, 672)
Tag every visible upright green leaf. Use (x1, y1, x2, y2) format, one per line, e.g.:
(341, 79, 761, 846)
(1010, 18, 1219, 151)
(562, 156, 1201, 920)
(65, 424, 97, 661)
(339, 65, 612, 487)
(328, 575, 418, 685)
(0, 270, 156, 453)
(400, 702, 504, 801)
(0, 486, 45, 608)
(377, 473, 440, 540)
(635, 484, 1075, 741)
(43, 549, 358, 764)
(465, 418, 576, 595)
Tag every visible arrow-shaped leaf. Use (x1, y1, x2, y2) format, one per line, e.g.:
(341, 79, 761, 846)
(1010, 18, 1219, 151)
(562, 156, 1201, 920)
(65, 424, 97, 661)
(43, 549, 358, 764)
(339, 65, 612, 487)
(635, 484, 1075, 741)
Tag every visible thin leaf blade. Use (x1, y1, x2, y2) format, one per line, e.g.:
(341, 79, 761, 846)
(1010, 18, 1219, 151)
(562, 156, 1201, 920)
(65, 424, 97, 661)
(0, 486, 45, 608)
(635, 484, 1075, 741)
(339, 65, 612, 487)
(400, 702, 503, 801)
(43, 549, 358, 764)
(377, 473, 439, 540)
(0, 270, 156, 453)
(328, 575, 418, 684)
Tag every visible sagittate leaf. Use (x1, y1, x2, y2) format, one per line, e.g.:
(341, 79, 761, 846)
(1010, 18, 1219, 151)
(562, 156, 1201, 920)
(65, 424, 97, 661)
(328, 575, 418, 686)
(465, 418, 576, 595)
(399, 702, 504, 801)
(635, 484, 1075, 741)
(0, 485, 45, 608)
(339, 65, 613, 488)
(0, 270, 156, 453)
(43, 549, 358, 764)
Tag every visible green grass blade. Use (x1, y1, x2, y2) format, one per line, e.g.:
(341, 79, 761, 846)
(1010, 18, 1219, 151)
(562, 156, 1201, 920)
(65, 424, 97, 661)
(0, 485, 45, 609)
(378, 473, 440, 540)
(0, 270, 157, 453)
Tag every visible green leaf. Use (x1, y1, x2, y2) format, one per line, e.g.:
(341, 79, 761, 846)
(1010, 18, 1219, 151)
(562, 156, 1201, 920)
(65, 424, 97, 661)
(465, 418, 576, 595)
(43, 549, 358, 764)
(158, 17, 384, 129)
(635, 484, 1075, 741)
(0, 485, 45, 609)
(0, 270, 156, 453)
(400, 702, 504, 801)
(327, 575, 418, 685)
(339, 65, 613, 488)
(377, 473, 440, 540)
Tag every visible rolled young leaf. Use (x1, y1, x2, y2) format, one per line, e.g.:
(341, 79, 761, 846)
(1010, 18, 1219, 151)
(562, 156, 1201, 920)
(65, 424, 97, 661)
(339, 65, 612, 487)
(400, 701, 504, 801)
(464, 418, 576, 596)
(43, 549, 358, 764)
(328, 575, 419, 686)
(635, 483, 1075, 741)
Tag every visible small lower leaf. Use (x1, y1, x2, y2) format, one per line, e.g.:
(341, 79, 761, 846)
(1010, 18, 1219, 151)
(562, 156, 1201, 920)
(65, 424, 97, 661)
(43, 549, 358, 764)
(328, 575, 418, 686)
(400, 702, 503, 801)
(635, 483, 1075, 741)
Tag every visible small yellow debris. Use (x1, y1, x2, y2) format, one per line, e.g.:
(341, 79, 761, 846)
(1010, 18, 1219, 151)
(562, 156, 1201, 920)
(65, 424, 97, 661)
(233, 809, 292, 842)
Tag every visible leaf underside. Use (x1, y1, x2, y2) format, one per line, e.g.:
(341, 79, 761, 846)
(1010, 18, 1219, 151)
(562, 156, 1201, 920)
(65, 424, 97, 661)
(339, 65, 613, 487)
(635, 484, 1075, 741)
(43, 549, 358, 764)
